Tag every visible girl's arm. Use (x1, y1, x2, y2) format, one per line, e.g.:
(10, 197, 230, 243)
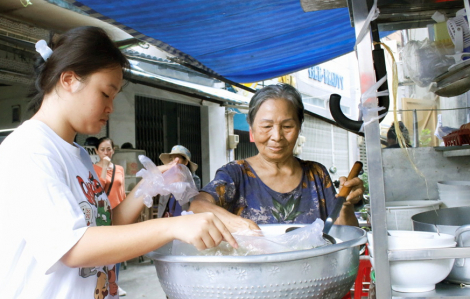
(61, 212, 238, 267)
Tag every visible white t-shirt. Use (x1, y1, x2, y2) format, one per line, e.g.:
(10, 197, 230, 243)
(0, 120, 118, 299)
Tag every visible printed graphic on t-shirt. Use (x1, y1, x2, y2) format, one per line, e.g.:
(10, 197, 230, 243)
(94, 265, 118, 298)
(77, 171, 105, 206)
(79, 201, 95, 226)
(76, 171, 115, 298)
(77, 171, 112, 227)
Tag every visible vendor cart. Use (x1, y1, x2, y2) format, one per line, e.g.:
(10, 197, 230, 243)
(333, 0, 470, 298)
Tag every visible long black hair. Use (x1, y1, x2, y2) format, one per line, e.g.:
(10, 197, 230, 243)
(29, 26, 130, 113)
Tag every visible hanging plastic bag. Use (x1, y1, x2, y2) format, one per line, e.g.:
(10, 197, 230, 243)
(402, 38, 454, 87)
(135, 155, 199, 208)
(434, 114, 458, 140)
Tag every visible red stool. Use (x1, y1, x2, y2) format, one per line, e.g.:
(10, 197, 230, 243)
(342, 291, 352, 299)
(353, 246, 372, 299)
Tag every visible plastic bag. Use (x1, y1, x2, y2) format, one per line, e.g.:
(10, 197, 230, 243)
(135, 155, 199, 208)
(171, 219, 328, 256)
(402, 38, 454, 87)
(434, 114, 458, 140)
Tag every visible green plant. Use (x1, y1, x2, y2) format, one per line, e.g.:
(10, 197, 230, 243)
(360, 172, 369, 195)
(419, 128, 432, 147)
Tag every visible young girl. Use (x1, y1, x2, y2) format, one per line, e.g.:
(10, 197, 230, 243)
(0, 26, 236, 299)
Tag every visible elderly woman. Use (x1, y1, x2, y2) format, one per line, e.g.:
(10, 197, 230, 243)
(190, 84, 364, 232)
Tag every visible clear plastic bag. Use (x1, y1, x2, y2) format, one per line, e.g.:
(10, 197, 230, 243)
(402, 38, 454, 87)
(434, 114, 458, 140)
(135, 155, 199, 208)
(171, 219, 328, 256)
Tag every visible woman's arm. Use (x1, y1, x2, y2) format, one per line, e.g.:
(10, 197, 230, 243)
(100, 156, 111, 181)
(190, 192, 260, 232)
(61, 212, 238, 268)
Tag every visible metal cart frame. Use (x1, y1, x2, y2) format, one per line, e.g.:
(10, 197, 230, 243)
(348, 0, 470, 297)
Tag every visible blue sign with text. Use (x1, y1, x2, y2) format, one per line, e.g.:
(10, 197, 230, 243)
(308, 66, 343, 90)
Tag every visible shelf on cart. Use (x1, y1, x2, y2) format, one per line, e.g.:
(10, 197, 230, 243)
(434, 146, 470, 157)
(392, 282, 470, 298)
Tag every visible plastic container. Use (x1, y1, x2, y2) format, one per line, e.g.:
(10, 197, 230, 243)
(443, 128, 470, 146)
(437, 181, 470, 207)
(366, 200, 442, 231)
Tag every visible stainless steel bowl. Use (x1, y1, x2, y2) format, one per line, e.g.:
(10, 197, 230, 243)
(412, 207, 470, 284)
(146, 224, 366, 299)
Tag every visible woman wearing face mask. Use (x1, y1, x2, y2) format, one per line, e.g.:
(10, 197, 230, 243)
(0, 26, 236, 299)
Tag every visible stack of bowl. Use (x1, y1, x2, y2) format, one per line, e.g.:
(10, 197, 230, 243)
(367, 230, 456, 293)
(412, 207, 470, 284)
(437, 181, 470, 208)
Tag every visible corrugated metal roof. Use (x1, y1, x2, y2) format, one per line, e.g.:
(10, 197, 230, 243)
(129, 67, 251, 105)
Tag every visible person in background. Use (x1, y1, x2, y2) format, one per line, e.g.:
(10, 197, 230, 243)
(121, 142, 134, 149)
(386, 121, 411, 148)
(158, 145, 201, 217)
(190, 84, 364, 232)
(93, 137, 126, 296)
(0, 26, 236, 299)
(84, 136, 99, 148)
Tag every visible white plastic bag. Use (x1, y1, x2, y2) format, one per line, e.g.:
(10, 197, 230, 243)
(402, 38, 454, 87)
(135, 155, 199, 208)
(434, 114, 458, 140)
(171, 219, 328, 256)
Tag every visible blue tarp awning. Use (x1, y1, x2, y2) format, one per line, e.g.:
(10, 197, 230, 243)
(69, 0, 361, 83)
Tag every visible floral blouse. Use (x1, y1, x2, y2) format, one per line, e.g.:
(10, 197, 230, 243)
(201, 159, 337, 224)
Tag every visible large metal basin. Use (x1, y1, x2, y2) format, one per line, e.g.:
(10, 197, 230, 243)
(412, 207, 470, 284)
(146, 224, 366, 299)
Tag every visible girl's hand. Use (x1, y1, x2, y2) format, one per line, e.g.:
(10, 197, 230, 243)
(171, 212, 238, 250)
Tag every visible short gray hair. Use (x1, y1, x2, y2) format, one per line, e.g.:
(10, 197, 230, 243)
(247, 83, 304, 127)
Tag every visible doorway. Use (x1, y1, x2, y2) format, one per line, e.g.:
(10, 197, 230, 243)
(135, 95, 202, 179)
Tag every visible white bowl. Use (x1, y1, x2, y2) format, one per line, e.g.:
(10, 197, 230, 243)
(438, 198, 470, 208)
(437, 181, 470, 192)
(388, 230, 456, 249)
(367, 230, 455, 254)
(437, 181, 470, 208)
(367, 231, 456, 293)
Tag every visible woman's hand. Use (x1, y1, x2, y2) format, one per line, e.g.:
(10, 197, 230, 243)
(190, 194, 261, 233)
(333, 176, 364, 227)
(157, 159, 178, 173)
(171, 212, 238, 250)
(338, 176, 365, 206)
(224, 214, 261, 233)
(103, 156, 112, 169)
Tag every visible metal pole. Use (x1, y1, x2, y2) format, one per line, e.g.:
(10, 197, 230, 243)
(350, 0, 392, 298)
(413, 109, 419, 147)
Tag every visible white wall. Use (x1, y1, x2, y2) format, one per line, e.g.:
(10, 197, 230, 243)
(201, 105, 227, 186)
(108, 82, 202, 148)
(110, 81, 229, 185)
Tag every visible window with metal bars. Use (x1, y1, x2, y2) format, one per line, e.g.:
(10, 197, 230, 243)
(135, 95, 202, 180)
